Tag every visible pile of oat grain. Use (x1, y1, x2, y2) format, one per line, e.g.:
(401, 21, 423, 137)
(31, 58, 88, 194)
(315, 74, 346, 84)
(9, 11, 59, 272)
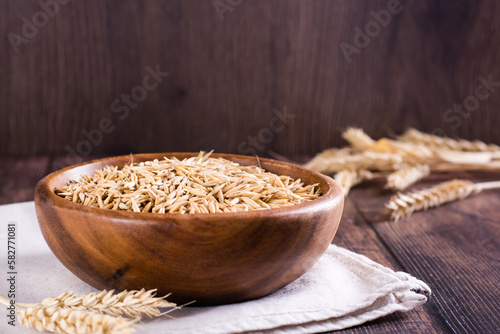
(55, 152, 321, 214)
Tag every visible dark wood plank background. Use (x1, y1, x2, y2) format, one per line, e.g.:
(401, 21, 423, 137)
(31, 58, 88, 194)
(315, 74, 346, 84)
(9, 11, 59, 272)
(1, 0, 500, 158)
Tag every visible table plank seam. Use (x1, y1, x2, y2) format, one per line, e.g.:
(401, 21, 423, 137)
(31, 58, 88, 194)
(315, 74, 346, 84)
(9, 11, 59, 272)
(348, 196, 455, 334)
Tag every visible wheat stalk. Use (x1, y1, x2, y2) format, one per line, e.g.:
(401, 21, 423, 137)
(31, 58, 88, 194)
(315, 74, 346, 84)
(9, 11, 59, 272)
(18, 307, 136, 334)
(342, 127, 375, 150)
(306, 128, 500, 178)
(431, 161, 500, 172)
(385, 164, 431, 191)
(334, 169, 373, 196)
(385, 179, 485, 221)
(18, 289, 177, 319)
(399, 128, 500, 153)
(305, 128, 500, 218)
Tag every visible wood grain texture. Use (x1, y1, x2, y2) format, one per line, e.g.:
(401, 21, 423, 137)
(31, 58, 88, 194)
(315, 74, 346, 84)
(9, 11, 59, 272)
(350, 172, 500, 334)
(333, 198, 449, 334)
(1, 0, 500, 157)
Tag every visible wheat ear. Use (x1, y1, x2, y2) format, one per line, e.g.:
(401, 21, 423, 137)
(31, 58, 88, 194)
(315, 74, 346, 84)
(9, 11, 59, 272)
(18, 289, 176, 319)
(342, 127, 375, 150)
(385, 164, 430, 191)
(302, 147, 353, 171)
(304, 151, 403, 174)
(385, 179, 486, 221)
(18, 306, 136, 334)
(399, 128, 500, 152)
(0, 295, 137, 334)
(334, 169, 373, 196)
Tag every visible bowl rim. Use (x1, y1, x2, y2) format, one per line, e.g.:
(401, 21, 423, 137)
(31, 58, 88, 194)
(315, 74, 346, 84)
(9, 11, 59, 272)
(35, 152, 342, 220)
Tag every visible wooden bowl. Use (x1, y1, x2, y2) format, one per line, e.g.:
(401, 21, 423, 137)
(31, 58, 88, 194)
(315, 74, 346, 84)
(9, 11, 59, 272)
(34, 153, 344, 305)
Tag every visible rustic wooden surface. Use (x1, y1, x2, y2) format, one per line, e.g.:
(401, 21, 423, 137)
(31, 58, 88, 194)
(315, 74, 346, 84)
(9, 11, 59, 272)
(1, 155, 498, 333)
(1, 0, 500, 157)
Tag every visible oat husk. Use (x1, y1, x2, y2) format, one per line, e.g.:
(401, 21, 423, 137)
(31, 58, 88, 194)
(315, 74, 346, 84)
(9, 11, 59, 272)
(56, 151, 321, 214)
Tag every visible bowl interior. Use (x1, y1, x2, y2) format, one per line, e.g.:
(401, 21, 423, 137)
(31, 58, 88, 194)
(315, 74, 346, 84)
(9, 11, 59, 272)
(45, 152, 336, 215)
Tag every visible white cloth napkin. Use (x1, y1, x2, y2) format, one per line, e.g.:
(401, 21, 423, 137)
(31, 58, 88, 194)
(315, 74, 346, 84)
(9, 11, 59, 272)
(0, 202, 430, 333)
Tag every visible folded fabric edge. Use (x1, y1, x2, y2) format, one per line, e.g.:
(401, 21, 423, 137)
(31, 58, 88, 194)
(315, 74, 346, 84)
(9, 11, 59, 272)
(240, 286, 430, 334)
(394, 271, 432, 297)
(244, 293, 429, 334)
(162, 248, 432, 334)
(170, 278, 430, 334)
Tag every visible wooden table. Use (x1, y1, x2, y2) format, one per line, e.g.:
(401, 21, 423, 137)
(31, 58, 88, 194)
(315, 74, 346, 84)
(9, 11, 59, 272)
(1, 156, 499, 333)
